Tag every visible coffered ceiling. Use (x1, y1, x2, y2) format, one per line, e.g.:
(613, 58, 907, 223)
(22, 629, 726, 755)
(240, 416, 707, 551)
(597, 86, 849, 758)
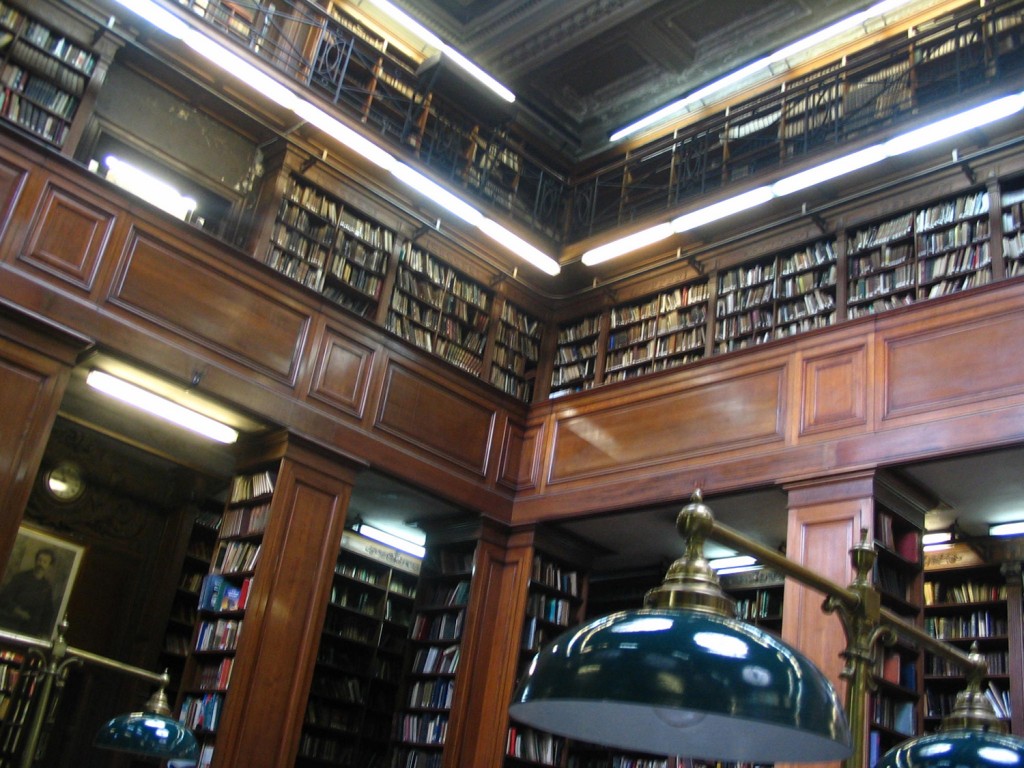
(378, 0, 905, 159)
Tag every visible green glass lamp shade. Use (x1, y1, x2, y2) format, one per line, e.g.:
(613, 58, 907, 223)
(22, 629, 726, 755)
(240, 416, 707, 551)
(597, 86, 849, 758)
(94, 711, 199, 760)
(877, 729, 1024, 768)
(509, 608, 851, 762)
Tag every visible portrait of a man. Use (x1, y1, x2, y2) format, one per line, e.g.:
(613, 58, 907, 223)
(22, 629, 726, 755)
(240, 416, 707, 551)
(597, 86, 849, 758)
(0, 527, 84, 640)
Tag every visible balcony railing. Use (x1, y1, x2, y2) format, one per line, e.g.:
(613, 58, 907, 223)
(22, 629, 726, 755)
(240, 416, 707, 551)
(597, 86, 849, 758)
(174, 0, 1024, 248)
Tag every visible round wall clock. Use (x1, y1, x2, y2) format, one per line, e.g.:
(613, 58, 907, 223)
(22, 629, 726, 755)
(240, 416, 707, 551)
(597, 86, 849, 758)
(44, 461, 86, 502)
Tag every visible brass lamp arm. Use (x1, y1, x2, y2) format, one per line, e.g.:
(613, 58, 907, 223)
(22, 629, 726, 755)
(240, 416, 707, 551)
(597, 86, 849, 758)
(706, 516, 985, 678)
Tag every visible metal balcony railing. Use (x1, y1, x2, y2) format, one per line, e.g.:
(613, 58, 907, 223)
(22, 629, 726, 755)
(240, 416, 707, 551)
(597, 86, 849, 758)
(173, 0, 1024, 248)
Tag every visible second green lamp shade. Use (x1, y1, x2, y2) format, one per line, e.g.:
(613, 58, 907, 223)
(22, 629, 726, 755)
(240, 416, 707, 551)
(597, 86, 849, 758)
(509, 607, 852, 762)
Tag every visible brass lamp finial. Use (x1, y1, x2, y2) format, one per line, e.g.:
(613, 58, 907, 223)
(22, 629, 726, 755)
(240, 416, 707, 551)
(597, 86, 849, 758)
(941, 644, 1007, 734)
(644, 489, 736, 617)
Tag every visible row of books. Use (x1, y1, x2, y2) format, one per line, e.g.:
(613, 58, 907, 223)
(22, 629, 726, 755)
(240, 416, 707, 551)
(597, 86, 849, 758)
(211, 540, 261, 574)
(924, 611, 1008, 639)
(506, 725, 564, 765)
(197, 658, 233, 691)
(228, 470, 276, 503)
(179, 692, 222, 733)
(198, 574, 252, 613)
(924, 579, 1008, 605)
(406, 677, 455, 709)
(396, 712, 448, 745)
(525, 594, 573, 626)
(532, 557, 580, 597)
(221, 503, 270, 538)
(411, 644, 459, 675)
(411, 611, 464, 642)
(195, 618, 242, 652)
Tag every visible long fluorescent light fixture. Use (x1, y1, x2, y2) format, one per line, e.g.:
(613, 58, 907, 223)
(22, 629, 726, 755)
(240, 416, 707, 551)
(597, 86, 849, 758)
(989, 520, 1024, 537)
(112, 0, 558, 276)
(361, 0, 515, 104)
(86, 370, 239, 444)
(583, 90, 1024, 266)
(610, 0, 920, 142)
(356, 522, 426, 557)
(103, 155, 197, 220)
(708, 555, 760, 575)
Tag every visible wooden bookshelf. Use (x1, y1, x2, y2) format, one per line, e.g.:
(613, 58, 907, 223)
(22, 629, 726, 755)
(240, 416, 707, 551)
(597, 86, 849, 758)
(296, 530, 419, 767)
(489, 298, 544, 402)
(386, 243, 492, 378)
(178, 465, 277, 768)
(0, 0, 97, 149)
(714, 238, 836, 354)
(923, 549, 1014, 734)
(0, 650, 39, 768)
(847, 189, 991, 318)
(160, 503, 222, 704)
(719, 567, 784, 635)
(605, 280, 709, 385)
(1000, 183, 1024, 279)
(506, 550, 587, 767)
(391, 536, 477, 767)
(869, 500, 924, 766)
(264, 173, 395, 319)
(550, 313, 602, 398)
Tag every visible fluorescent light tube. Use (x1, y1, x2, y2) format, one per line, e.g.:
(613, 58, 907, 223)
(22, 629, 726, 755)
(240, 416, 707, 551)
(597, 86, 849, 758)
(709, 555, 757, 571)
(103, 156, 197, 220)
(921, 531, 952, 546)
(884, 93, 1024, 156)
(989, 520, 1024, 537)
(357, 523, 426, 557)
(362, 0, 515, 103)
(477, 219, 561, 275)
(773, 146, 887, 196)
(581, 223, 675, 266)
(672, 186, 775, 233)
(86, 370, 239, 444)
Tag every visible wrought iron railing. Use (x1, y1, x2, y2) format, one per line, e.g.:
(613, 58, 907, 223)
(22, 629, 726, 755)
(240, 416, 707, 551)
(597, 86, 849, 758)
(173, 0, 1024, 248)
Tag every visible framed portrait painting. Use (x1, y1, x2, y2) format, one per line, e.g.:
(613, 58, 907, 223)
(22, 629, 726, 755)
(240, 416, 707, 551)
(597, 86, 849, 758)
(0, 526, 84, 640)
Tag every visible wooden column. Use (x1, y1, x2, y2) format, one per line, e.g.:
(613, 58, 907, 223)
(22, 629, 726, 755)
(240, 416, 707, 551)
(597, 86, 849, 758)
(0, 305, 90, 567)
(444, 519, 534, 768)
(782, 472, 878, 768)
(1003, 563, 1023, 735)
(211, 435, 361, 768)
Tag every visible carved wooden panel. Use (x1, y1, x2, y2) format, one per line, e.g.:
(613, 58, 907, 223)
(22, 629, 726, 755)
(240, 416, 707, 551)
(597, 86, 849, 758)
(308, 324, 376, 419)
(800, 342, 869, 436)
(376, 361, 496, 475)
(110, 227, 310, 382)
(20, 181, 114, 289)
(882, 310, 1024, 421)
(548, 367, 787, 483)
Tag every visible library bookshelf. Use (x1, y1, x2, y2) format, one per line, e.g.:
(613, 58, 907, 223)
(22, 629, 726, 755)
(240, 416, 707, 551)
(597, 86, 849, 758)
(922, 542, 1022, 736)
(177, 464, 276, 768)
(868, 499, 924, 766)
(505, 549, 588, 768)
(296, 530, 420, 767)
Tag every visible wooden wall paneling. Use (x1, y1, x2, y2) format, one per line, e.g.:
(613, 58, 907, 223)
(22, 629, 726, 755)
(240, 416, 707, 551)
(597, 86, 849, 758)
(443, 521, 535, 768)
(877, 288, 1024, 425)
(546, 361, 789, 484)
(307, 318, 379, 421)
(108, 223, 312, 384)
(798, 338, 872, 438)
(211, 439, 359, 768)
(375, 358, 499, 477)
(0, 143, 31, 255)
(18, 176, 120, 291)
(0, 306, 91, 569)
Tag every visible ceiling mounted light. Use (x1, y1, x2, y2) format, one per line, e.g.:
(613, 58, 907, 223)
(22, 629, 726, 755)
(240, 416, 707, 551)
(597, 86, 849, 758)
(509, 492, 851, 761)
(354, 522, 425, 558)
(86, 370, 239, 444)
(989, 520, 1024, 537)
